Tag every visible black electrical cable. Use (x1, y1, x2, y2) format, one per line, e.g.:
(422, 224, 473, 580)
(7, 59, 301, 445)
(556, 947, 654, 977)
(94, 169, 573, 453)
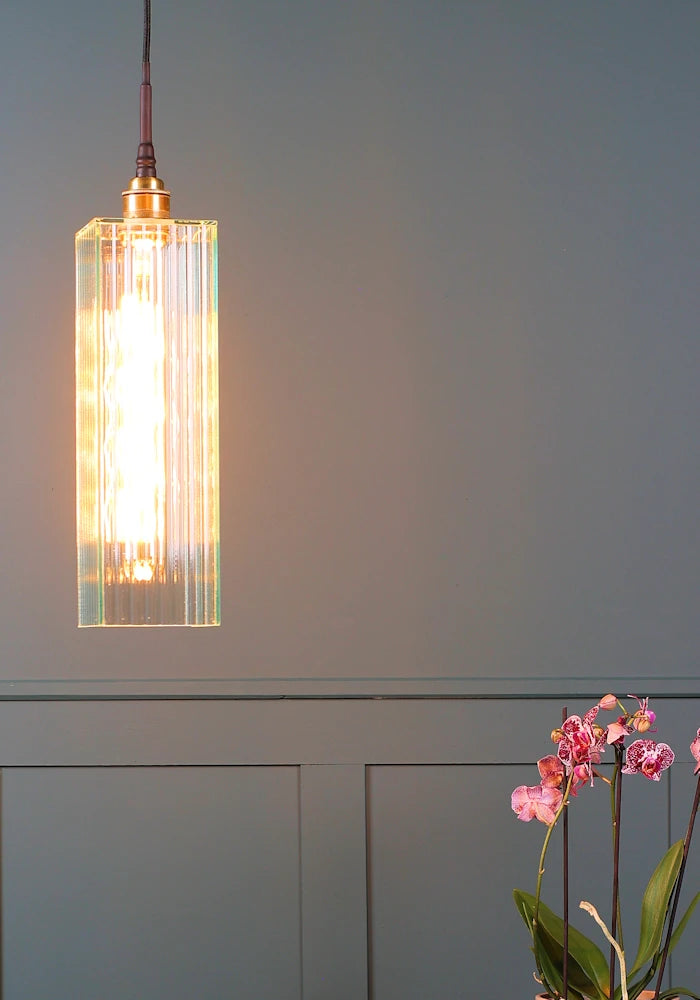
(136, 0, 156, 177)
(143, 0, 151, 67)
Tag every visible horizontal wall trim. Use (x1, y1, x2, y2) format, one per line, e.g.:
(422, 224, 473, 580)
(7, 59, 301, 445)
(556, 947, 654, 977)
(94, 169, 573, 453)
(0, 698, 696, 768)
(0, 676, 698, 700)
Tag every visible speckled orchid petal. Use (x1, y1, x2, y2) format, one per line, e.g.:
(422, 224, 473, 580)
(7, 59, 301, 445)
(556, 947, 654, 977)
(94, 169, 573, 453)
(622, 739, 675, 781)
(582, 704, 600, 727)
(511, 783, 563, 825)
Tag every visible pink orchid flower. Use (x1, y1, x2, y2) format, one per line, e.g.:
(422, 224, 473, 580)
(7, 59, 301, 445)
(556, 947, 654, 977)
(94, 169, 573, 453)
(691, 728, 700, 775)
(557, 705, 606, 774)
(622, 739, 675, 781)
(511, 783, 563, 825)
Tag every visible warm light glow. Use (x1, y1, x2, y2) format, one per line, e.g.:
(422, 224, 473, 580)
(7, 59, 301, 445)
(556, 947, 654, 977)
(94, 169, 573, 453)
(76, 218, 220, 626)
(104, 234, 166, 581)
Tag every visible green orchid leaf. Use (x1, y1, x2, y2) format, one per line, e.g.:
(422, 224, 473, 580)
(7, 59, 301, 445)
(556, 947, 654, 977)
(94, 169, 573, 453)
(513, 892, 570, 996)
(532, 919, 588, 1000)
(667, 891, 700, 955)
(533, 920, 593, 1000)
(659, 991, 700, 999)
(629, 840, 683, 978)
(533, 931, 566, 997)
(513, 888, 535, 932)
(514, 890, 610, 1000)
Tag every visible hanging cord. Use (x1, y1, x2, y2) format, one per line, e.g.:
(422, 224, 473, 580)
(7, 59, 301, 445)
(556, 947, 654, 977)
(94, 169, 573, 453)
(136, 0, 157, 177)
(143, 0, 151, 64)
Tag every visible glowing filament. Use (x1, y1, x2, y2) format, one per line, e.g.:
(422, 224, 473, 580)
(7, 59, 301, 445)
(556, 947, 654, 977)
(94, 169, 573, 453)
(104, 236, 166, 583)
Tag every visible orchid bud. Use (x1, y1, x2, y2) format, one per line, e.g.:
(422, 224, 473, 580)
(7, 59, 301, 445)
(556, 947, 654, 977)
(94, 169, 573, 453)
(550, 728, 564, 743)
(592, 724, 605, 740)
(599, 694, 617, 711)
(633, 714, 652, 733)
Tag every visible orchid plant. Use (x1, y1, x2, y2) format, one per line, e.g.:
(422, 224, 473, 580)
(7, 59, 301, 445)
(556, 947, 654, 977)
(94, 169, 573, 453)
(511, 695, 700, 1000)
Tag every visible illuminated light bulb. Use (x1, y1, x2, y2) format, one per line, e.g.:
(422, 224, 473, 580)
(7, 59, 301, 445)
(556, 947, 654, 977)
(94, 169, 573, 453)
(105, 229, 166, 583)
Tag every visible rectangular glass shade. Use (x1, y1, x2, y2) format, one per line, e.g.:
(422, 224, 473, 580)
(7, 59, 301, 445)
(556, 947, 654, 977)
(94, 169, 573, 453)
(76, 218, 220, 626)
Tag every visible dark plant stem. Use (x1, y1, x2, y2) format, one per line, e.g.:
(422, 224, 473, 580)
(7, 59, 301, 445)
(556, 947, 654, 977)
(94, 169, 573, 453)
(609, 744, 624, 1000)
(652, 771, 700, 1000)
(562, 706, 569, 1000)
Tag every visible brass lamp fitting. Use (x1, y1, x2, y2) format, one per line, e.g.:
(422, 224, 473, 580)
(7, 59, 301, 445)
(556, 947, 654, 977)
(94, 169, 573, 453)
(122, 175, 171, 219)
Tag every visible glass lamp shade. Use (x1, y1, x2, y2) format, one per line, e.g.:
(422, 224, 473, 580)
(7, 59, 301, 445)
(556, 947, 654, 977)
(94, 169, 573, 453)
(76, 218, 220, 626)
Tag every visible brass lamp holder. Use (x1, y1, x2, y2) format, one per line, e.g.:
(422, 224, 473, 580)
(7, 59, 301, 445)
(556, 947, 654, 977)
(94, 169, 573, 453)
(122, 176, 171, 220)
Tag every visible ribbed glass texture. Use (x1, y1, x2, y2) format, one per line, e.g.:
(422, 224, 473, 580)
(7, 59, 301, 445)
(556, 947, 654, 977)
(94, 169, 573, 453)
(76, 218, 220, 626)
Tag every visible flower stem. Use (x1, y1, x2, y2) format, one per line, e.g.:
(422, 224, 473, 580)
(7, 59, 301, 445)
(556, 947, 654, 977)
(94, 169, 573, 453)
(610, 743, 624, 1000)
(534, 769, 575, 923)
(652, 770, 700, 1000)
(562, 706, 569, 1000)
(533, 767, 575, 993)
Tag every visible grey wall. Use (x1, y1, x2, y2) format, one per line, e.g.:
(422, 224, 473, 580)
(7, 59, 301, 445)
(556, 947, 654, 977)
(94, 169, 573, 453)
(0, 0, 697, 693)
(0, 1, 698, 997)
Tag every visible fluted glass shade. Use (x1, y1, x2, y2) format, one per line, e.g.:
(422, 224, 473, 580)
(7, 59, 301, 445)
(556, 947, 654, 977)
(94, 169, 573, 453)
(76, 218, 220, 626)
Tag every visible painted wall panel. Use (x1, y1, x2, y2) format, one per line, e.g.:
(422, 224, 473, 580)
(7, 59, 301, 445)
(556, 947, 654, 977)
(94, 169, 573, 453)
(2, 767, 301, 1000)
(0, 698, 696, 997)
(0, 697, 695, 768)
(367, 764, 670, 998)
(299, 765, 368, 1000)
(0, 698, 567, 767)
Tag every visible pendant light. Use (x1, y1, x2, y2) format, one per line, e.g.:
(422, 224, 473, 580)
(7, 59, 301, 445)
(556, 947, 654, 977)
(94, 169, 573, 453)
(76, 0, 220, 626)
